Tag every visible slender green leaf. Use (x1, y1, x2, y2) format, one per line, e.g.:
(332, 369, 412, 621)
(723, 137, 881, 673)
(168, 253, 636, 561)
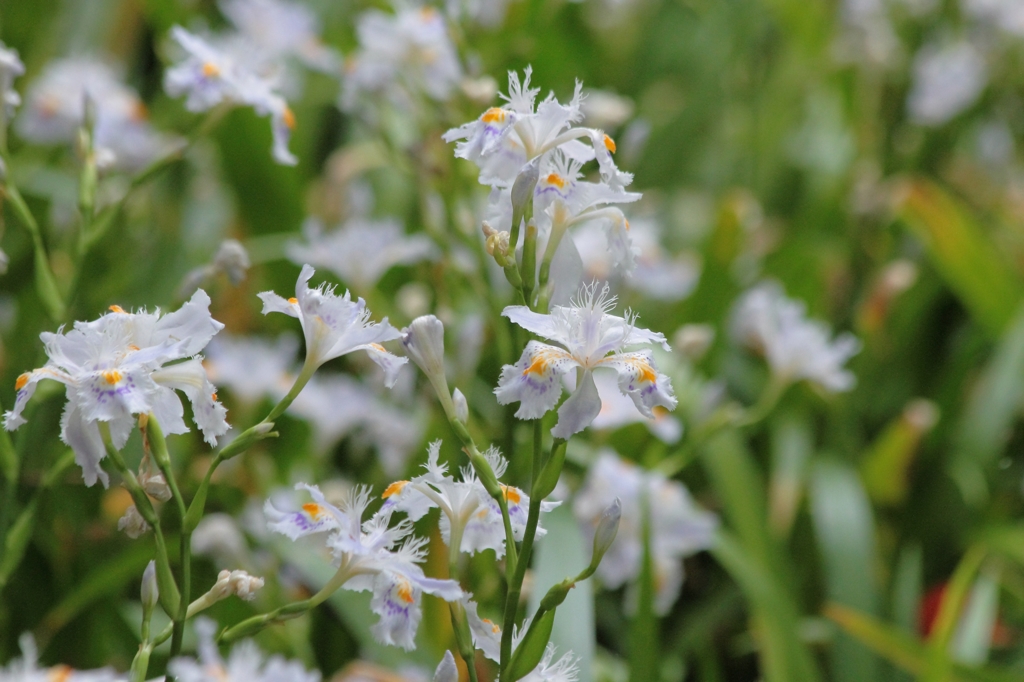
(527, 504, 594, 681)
(896, 179, 1023, 337)
(768, 412, 813, 538)
(949, 305, 1024, 506)
(810, 458, 881, 682)
(629, 501, 658, 682)
(952, 569, 1000, 666)
(713, 531, 822, 682)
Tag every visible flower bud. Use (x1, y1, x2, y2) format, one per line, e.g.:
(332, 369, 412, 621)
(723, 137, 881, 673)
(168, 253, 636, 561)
(589, 498, 621, 570)
(432, 650, 458, 682)
(118, 505, 151, 539)
(510, 159, 540, 234)
(213, 239, 251, 286)
(452, 388, 468, 424)
(141, 560, 159, 612)
(402, 315, 447, 380)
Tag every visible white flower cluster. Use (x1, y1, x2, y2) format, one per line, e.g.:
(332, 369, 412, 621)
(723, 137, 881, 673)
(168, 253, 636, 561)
(286, 216, 437, 293)
(0, 634, 120, 682)
(731, 281, 861, 393)
(444, 68, 641, 297)
(3, 291, 229, 487)
(16, 57, 175, 171)
(573, 451, 718, 614)
(164, 0, 339, 165)
(340, 6, 463, 116)
(380, 441, 558, 558)
(169, 617, 320, 682)
(265, 483, 464, 650)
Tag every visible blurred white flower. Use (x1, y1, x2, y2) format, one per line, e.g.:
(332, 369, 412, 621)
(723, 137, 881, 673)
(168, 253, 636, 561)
(573, 218, 701, 301)
(496, 283, 676, 439)
(0, 634, 120, 682)
(731, 281, 861, 393)
(258, 264, 406, 384)
(286, 217, 437, 292)
(341, 7, 462, 113)
(288, 372, 426, 474)
(164, 26, 298, 165)
(580, 89, 634, 130)
(4, 291, 228, 487)
(16, 57, 174, 171)
(193, 513, 250, 567)
(834, 0, 900, 66)
(204, 333, 298, 404)
(220, 0, 340, 72)
(0, 41, 24, 121)
(907, 41, 987, 126)
(573, 450, 718, 614)
(265, 484, 463, 649)
(169, 617, 320, 682)
(964, 0, 1024, 37)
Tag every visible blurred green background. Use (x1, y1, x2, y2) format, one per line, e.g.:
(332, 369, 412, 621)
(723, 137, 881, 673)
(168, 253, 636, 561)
(5, 0, 1024, 680)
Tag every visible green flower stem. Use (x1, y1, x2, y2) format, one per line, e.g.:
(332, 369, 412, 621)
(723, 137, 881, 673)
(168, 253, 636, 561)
(100, 427, 181, 613)
(2, 182, 65, 321)
(499, 421, 550, 677)
(143, 416, 191, 659)
(218, 562, 355, 643)
(521, 220, 538, 307)
(447, 600, 480, 682)
(129, 643, 153, 682)
(265, 360, 317, 423)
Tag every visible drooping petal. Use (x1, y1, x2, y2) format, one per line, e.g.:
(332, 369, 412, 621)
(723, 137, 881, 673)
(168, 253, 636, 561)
(3, 367, 72, 430)
(151, 357, 229, 445)
(551, 369, 602, 438)
(495, 341, 578, 420)
(257, 291, 300, 318)
(369, 571, 422, 650)
(597, 351, 677, 418)
(264, 485, 344, 540)
(463, 597, 502, 662)
(354, 342, 408, 388)
(60, 402, 109, 487)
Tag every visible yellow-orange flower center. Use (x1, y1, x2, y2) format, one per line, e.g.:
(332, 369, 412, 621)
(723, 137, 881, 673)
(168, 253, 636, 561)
(382, 480, 409, 498)
(603, 134, 616, 153)
(282, 106, 296, 130)
(48, 665, 73, 682)
(302, 503, 325, 519)
(482, 107, 507, 124)
(545, 173, 566, 189)
(109, 305, 127, 314)
(288, 297, 298, 304)
(202, 62, 221, 78)
(502, 485, 521, 505)
(102, 370, 123, 385)
(15, 373, 29, 391)
(396, 579, 415, 603)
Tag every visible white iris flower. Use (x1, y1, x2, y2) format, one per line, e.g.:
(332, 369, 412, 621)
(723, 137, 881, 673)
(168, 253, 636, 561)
(4, 291, 228, 487)
(496, 283, 676, 439)
(257, 264, 407, 385)
(379, 441, 558, 559)
(731, 281, 861, 393)
(265, 484, 464, 650)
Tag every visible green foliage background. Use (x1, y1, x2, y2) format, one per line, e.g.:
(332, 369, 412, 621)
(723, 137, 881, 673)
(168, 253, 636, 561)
(4, 0, 1024, 680)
